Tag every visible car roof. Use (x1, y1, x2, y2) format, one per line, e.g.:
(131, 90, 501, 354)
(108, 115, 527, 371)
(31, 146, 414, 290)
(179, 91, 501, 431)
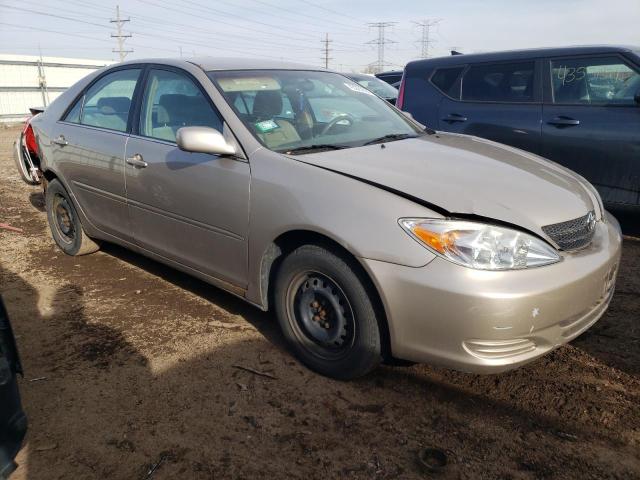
(406, 45, 640, 70)
(116, 57, 324, 72)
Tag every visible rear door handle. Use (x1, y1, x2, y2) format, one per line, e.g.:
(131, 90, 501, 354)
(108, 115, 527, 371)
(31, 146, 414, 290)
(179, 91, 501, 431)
(126, 153, 147, 168)
(51, 135, 68, 146)
(441, 113, 468, 123)
(547, 116, 580, 127)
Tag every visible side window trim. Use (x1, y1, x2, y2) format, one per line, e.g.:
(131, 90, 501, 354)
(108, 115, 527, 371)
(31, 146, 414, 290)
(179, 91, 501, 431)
(132, 64, 225, 144)
(457, 59, 542, 104)
(58, 64, 145, 133)
(545, 52, 640, 107)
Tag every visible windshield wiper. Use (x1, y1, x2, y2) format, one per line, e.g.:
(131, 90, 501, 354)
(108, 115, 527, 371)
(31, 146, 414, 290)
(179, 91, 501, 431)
(284, 144, 350, 155)
(362, 133, 415, 146)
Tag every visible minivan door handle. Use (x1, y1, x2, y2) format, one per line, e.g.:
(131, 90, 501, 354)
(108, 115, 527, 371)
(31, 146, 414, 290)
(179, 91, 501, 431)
(51, 135, 68, 146)
(126, 153, 148, 168)
(441, 113, 468, 123)
(547, 116, 580, 127)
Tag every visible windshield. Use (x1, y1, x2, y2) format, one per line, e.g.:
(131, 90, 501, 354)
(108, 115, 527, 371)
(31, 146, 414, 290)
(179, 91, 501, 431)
(346, 74, 398, 100)
(208, 69, 420, 154)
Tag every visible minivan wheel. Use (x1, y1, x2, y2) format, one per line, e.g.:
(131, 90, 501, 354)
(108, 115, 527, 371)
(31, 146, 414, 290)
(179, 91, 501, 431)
(45, 179, 99, 256)
(274, 244, 382, 380)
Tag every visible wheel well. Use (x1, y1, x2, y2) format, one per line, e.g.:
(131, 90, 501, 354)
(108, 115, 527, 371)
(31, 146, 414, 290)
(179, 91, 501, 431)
(262, 229, 393, 361)
(42, 169, 58, 186)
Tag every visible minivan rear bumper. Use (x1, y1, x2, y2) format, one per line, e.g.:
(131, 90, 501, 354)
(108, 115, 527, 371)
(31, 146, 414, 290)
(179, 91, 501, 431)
(361, 212, 622, 373)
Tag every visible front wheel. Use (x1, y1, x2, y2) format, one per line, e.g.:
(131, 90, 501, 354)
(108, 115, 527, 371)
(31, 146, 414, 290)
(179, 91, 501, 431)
(274, 244, 382, 380)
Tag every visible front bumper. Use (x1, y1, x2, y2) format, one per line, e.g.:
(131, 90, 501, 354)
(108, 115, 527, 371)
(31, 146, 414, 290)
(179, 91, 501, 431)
(362, 213, 623, 373)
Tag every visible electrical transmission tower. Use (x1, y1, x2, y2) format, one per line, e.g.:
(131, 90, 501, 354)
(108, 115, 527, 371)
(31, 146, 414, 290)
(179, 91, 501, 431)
(321, 33, 333, 69)
(414, 19, 442, 58)
(111, 5, 133, 62)
(366, 22, 397, 73)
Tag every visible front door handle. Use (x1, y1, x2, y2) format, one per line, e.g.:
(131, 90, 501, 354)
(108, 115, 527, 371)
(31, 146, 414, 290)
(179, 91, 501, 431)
(51, 135, 68, 146)
(547, 116, 580, 127)
(441, 113, 468, 123)
(126, 153, 147, 168)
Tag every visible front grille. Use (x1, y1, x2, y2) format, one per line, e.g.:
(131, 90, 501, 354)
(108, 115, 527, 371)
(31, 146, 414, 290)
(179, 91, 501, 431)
(542, 210, 596, 251)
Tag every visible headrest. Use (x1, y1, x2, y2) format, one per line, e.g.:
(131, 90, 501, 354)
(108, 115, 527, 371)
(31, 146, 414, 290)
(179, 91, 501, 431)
(97, 96, 131, 115)
(252, 90, 283, 119)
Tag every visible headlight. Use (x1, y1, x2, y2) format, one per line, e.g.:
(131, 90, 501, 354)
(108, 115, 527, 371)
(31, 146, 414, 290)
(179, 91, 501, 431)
(399, 218, 561, 270)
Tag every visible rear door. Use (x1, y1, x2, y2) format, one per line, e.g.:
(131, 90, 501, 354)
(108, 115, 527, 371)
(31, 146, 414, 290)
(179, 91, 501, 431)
(124, 66, 250, 287)
(0, 297, 26, 479)
(541, 54, 640, 206)
(52, 67, 142, 241)
(438, 60, 543, 154)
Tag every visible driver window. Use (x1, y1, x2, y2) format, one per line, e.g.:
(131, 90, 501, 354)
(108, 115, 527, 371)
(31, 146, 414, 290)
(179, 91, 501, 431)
(551, 56, 640, 105)
(139, 69, 223, 143)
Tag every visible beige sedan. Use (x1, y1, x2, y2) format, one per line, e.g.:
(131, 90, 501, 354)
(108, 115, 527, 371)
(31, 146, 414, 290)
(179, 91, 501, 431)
(20, 58, 621, 379)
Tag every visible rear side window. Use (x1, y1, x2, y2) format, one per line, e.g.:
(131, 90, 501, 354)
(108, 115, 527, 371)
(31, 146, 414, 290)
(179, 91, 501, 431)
(64, 69, 141, 132)
(550, 56, 640, 105)
(63, 97, 82, 123)
(430, 67, 464, 98)
(462, 62, 535, 103)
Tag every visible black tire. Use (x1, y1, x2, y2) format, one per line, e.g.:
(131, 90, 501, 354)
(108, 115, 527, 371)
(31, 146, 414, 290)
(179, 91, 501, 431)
(274, 244, 382, 380)
(45, 179, 99, 256)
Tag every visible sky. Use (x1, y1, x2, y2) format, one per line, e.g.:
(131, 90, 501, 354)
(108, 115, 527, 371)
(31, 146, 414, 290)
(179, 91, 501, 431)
(0, 0, 638, 72)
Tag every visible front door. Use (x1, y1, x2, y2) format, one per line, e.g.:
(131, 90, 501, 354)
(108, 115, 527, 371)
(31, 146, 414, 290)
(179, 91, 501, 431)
(124, 67, 250, 287)
(51, 67, 142, 241)
(542, 55, 640, 206)
(438, 60, 543, 154)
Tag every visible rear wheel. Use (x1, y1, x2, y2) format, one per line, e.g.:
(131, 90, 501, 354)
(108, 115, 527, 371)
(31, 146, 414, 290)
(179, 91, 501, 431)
(274, 244, 382, 380)
(45, 179, 99, 256)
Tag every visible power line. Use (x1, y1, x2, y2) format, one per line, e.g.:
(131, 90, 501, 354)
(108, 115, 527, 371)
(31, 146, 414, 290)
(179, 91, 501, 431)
(298, 0, 362, 22)
(366, 22, 397, 74)
(414, 19, 441, 58)
(321, 33, 333, 69)
(110, 5, 133, 61)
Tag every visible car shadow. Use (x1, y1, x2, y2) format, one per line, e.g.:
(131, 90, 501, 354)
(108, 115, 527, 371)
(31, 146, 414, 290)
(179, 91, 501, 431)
(2, 252, 639, 479)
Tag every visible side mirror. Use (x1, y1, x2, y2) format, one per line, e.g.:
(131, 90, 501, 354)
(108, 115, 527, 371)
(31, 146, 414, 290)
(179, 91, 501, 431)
(176, 126, 236, 156)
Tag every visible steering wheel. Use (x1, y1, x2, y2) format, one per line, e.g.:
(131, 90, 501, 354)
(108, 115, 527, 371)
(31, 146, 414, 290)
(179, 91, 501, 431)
(319, 114, 355, 136)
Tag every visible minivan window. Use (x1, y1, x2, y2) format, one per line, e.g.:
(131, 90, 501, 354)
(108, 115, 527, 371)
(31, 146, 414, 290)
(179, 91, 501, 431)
(462, 62, 535, 103)
(550, 56, 640, 105)
(78, 69, 141, 132)
(139, 69, 223, 143)
(430, 66, 464, 98)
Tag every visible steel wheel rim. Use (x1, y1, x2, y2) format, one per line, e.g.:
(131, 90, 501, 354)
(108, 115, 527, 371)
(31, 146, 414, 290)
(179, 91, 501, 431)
(52, 194, 75, 245)
(285, 270, 356, 360)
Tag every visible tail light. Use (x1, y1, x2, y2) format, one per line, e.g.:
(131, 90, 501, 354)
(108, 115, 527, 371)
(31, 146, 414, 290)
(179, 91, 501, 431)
(22, 119, 38, 157)
(396, 73, 406, 110)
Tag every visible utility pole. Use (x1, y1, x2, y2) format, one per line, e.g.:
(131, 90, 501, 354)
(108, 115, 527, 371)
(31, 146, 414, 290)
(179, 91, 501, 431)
(111, 5, 133, 62)
(366, 22, 397, 74)
(321, 33, 333, 69)
(37, 45, 49, 107)
(414, 19, 442, 59)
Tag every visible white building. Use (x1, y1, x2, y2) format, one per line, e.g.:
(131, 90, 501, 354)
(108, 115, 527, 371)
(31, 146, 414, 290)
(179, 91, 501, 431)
(0, 54, 112, 123)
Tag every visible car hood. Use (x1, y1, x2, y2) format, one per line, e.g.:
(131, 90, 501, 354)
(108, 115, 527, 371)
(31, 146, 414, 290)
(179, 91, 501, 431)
(288, 132, 595, 238)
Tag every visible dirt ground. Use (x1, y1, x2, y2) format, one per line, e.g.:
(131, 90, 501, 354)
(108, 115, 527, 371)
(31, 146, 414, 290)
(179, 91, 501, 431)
(1, 124, 639, 480)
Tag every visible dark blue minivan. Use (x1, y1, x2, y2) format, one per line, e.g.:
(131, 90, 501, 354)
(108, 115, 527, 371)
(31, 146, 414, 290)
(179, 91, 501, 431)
(398, 46, 640, 207)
